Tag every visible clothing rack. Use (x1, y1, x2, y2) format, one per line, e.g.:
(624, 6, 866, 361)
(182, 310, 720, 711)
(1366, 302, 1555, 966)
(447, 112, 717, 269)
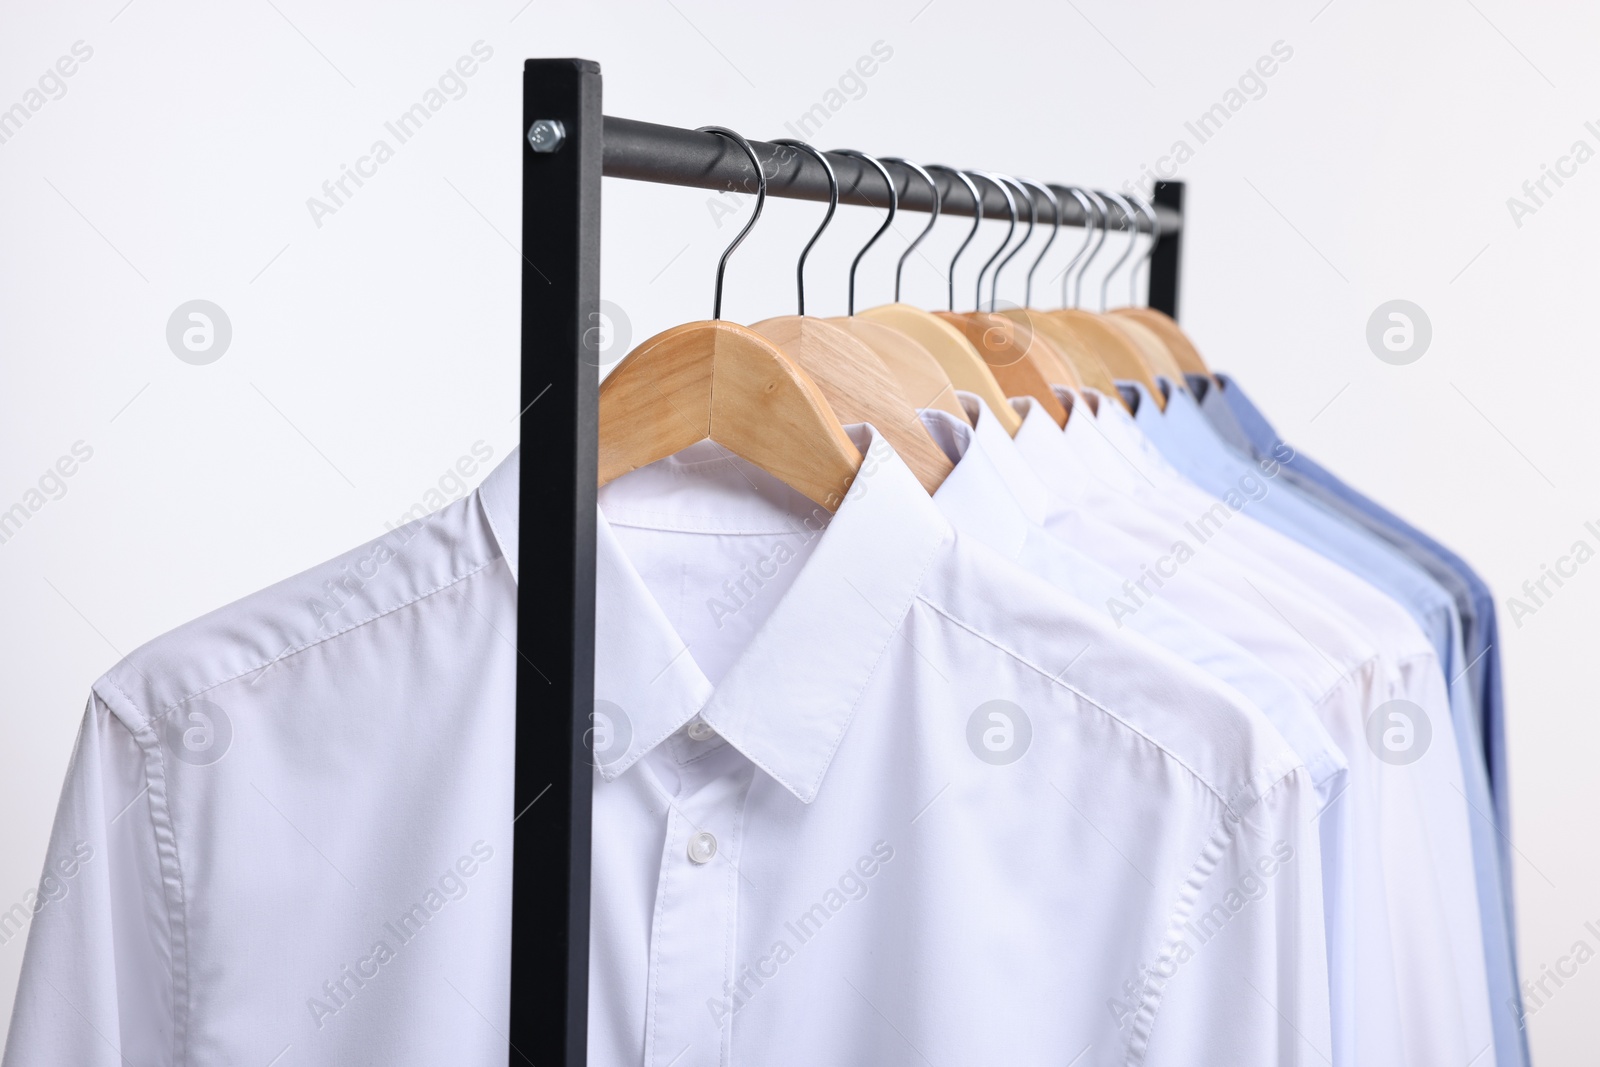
(510, 57, 1186, 1066)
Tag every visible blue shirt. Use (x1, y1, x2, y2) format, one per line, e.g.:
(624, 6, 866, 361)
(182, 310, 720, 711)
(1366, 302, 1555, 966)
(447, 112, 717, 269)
(1130, 379, 1526, 1067)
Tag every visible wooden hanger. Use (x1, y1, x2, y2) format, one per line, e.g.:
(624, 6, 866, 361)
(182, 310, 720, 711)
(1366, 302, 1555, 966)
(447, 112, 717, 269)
(829, 316, 969, 424)
(858, 304, 1023, 434)
(1040, 187, 1165, 408)
(838, 159, 1022, 435)
(597, 128, 861, 510)
(1106, 314, 1187, 387)
(751, 143, 950, 492)
(934, 171, 1068, 425)
(1112, 307, 1212, 381)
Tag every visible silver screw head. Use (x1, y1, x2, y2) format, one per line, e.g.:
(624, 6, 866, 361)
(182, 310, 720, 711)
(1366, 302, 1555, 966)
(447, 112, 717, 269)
(528, 119, 566, 153)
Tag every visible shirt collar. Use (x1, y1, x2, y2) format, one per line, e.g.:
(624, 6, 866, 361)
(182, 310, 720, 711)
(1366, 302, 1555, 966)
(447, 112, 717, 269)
(1135, 377, 1251, 483)
(919, 395, 1048, 559)
(591, 426, 952, 803)
(478, 445, 521, 582)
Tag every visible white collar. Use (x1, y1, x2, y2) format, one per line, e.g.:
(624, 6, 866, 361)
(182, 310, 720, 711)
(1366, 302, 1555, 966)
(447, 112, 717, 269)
(580, 426, 952, 803)
(921, 395, 1049, 560)
(478, 445, 522, 582)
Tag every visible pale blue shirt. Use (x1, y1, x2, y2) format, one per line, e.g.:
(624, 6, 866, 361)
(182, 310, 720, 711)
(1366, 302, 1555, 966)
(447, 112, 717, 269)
(1130, 379, 1523, 1067)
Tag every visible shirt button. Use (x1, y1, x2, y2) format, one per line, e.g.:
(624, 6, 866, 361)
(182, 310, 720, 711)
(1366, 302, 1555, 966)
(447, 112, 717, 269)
(687, 831, 718, 865)
(686, 719, 717, 741)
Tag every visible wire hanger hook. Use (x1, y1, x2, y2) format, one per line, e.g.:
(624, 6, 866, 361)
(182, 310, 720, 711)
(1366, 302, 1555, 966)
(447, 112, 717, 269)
(1098, 190, 1140, 312)
(832, 149, 898, 315)
(967, 171, 1016, 312)
(1127, 193, 1162, 308)
(925, 165, 981, 312)
(697, 126, 768, 321)
(770, 139, 838, 315)
(1019, 180, 1060, 309)
(1049, 185, 1097, 309)
(990, 174, 1037, 312)
(881, 158, 940, 303)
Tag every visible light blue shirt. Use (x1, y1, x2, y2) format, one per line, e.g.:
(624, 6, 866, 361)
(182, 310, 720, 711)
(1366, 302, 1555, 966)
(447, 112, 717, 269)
(1131, 379, 1524, 1067)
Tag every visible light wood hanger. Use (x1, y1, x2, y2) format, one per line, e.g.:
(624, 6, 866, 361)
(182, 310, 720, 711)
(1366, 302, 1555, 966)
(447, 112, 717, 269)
(1106, 193, 1213, 383)
(597, 128, 861, 510)
(1043, 187, 1164, 408)
(853, 160, 1023, 434)
(1111, 308, 1212, 381)
(830, 316, 969, 424)
(751, 143, 951, 492)
(1107, 314, 1186, 386)
(937, 170, 1067, 425)
(858, 304, 1023, 434)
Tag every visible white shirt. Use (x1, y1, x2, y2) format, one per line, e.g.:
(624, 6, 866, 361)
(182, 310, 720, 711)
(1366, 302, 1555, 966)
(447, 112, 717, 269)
(1010, 389, 1493, 1067)
(7, 432, 1330, 1067)
(922, 395, 1356, 1061)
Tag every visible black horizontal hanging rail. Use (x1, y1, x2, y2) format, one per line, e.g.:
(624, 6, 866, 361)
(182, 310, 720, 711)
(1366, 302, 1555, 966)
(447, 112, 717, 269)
(600, 116, 1180, 235)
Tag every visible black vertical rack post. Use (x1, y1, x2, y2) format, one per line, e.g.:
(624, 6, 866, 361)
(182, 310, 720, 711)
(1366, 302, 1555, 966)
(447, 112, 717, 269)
(511, 58, 601, 1067)
(510, 57, 1185, 1067)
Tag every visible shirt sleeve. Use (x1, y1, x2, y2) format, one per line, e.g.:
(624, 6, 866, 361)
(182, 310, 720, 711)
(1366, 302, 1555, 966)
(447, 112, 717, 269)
(3, 695, 175, 1067)
(1137, 766, 1333, 1067)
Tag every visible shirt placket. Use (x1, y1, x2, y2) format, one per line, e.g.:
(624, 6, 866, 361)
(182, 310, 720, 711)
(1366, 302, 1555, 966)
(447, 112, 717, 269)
(643, 730, 754, 1067)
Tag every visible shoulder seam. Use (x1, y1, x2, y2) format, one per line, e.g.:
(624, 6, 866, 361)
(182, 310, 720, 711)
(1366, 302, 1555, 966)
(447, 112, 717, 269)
(1126, 763, 1311, 1065)
(913, 591, 1237, 814)
(106, 557, 498, 730)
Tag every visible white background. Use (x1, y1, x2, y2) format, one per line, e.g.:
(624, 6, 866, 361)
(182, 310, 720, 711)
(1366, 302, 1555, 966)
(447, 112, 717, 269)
(3, 0, 1597, 1059)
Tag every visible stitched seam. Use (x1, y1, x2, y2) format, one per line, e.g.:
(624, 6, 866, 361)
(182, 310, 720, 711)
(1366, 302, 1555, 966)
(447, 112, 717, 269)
(1127, 765, 1310, 1065)
(124, 559, 497, 728)
(916, 592, 1236, 813)
(115, 699, 191, 1066)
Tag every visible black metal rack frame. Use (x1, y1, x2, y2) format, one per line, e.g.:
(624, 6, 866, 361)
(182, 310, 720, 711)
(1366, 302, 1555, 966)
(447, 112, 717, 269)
(509, 57, 1185, 1066)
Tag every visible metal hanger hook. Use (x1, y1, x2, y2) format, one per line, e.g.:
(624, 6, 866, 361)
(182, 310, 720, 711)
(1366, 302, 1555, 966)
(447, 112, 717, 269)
(1074, 189, 1110, 309)
(1048, 185, 1096, 309)
(1098, 190, 1139, 312)
(769, 139, 837, 316)
(832, 149, 898, 315)
(990, 174, 1036, 312)
(881, 158, 940, 303)
(925, 165, 981, 312)
(967, 171, 1016, 313)
(696, 126, 767, 321)
(1020, 179, 1060, 309)
(1127, 193, 1162, 308)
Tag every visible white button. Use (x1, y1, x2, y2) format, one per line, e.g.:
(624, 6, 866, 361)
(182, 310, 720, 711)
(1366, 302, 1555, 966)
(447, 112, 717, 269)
(686, 719, 717, 741)
(687, 831, 718, 865)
